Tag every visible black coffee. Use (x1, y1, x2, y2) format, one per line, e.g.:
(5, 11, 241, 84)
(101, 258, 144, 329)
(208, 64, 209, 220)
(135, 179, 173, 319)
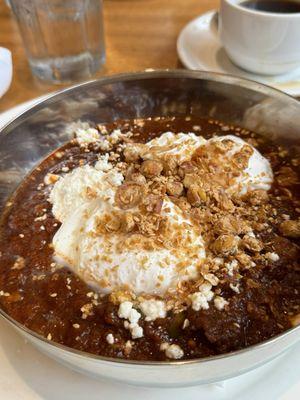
(240, 0, 300, 13)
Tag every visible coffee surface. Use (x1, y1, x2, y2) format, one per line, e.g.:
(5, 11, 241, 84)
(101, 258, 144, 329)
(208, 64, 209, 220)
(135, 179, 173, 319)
(241, 0, 300, 13)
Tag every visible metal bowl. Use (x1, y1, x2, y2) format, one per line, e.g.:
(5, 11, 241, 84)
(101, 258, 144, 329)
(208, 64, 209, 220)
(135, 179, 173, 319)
(0, 70, 300, 387)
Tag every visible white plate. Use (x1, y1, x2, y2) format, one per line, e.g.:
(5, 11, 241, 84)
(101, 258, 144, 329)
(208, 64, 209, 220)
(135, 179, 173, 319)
(0, 101, 300, 399)
(177, 11, 300, 97)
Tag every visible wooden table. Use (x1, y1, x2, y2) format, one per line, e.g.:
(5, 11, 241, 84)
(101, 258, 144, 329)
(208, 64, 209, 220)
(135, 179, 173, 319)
(0, 0, 218, 112)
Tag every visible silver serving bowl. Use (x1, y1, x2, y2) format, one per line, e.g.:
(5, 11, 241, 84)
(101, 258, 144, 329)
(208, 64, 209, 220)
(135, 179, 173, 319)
(0, 70, 300, 387)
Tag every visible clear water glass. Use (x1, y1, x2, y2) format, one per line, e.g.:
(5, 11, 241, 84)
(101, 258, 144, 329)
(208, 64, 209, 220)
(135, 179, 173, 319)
(9, 0, 105, 83)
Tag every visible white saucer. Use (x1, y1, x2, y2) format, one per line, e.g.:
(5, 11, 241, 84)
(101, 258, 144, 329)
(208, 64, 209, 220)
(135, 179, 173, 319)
(177, 10, 300, 97)
(1, 100, 300, 399)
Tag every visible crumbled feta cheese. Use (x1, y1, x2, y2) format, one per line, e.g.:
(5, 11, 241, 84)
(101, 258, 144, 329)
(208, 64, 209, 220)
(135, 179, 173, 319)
(118, 302, 143, 339)
(98, 140, 110, 151)
(118, 301, 133, 319)
(106, 333, 115, 344)
(189, 282, 215, 311)
(139, 299, 167, 321)
(95, 154, 113, 172)
(130, 324, 143, 339)
(128, 308, 141, 324)
(76, 127, 100, 145)
(189, 292, 210, 311)
(199, 282, 214, 301)
(225, 259, 238, 276)
(214, 296, 229, 311)
(199, 282, 213, 294)
(160, 343, 184, 359)
(265, 252, 280, 262)
(109, 129, 124, 144)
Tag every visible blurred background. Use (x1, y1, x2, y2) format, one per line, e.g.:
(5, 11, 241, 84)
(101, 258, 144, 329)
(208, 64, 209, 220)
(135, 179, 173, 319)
(0, 0, 216, 112)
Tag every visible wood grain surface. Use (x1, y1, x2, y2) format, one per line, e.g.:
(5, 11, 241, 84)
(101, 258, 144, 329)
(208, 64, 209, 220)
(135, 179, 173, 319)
(0, 3, 299, 389)
(0, 0, 219, 112)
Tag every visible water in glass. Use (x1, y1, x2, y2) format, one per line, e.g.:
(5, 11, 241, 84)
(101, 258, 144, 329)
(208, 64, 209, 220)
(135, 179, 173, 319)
(9, 0, 105, 83)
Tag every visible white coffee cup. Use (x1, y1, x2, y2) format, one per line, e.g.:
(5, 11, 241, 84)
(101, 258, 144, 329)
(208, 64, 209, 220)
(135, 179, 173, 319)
(219, 0, 300, 75)
(0, 47, 12, 98)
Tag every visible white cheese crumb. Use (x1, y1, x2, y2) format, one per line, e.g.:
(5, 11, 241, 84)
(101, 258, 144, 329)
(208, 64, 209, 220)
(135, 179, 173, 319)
(76, 127, 100, 146)
(189, 292, 210, 311)
(109, 129, 124, 144)
(47, 333, 52, 341)
(199, 282, 214, 298)
(95, 154, 113, 172)
(118, 301, 133, 319)
(128, 308, 141, 324)
(73, 323, 80, 329)
(139, 299, 167, 321)
(214, 296, 229, 311)
(160, 343, 184, 360)
(265, 252, 280, 262)
(130, 324, 143, 339)
(189, 282, 214, 311)
(225, 259, 238, 277)
(106, 333, 115, 344)
(118, 302, 143, 339)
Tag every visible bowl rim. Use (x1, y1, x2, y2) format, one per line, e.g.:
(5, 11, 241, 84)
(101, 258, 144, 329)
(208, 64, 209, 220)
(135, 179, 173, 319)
(0, 68, 300, 366)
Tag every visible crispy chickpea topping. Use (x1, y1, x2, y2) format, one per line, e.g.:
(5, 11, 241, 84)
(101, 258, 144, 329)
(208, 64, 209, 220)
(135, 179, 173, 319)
(115, 183, 143, 210)
(212, 234, 239, 256)
(140, 160, 163, 177)
(166, 181, 184, 197)
(279, 220, 300, 238)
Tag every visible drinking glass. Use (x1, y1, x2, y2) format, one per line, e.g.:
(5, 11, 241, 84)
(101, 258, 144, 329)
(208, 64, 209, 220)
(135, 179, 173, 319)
(9, 0, 106, 83)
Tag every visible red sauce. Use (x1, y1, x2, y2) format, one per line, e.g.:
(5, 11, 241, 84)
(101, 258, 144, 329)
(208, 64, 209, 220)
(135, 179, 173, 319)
(0, 116, 299, 361)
